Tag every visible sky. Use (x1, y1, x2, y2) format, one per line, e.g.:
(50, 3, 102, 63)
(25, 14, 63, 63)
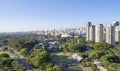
(0, 0, 120, 32)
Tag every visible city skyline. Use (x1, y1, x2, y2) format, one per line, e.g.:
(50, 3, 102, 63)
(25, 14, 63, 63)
(0, 0, 120, 32)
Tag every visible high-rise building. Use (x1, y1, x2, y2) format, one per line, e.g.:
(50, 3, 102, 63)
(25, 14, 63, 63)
(115, 26, 120, 44)
(89, 25, 95, 41)
(103, 28, 106, 41)
(86, 22, 92, 41)
(112, 21, 119, 26)
(112, 21, 120, 44)
(86, 21, 120, 45)
(105, 25, 115, 45)
(95, 24, 103, 42)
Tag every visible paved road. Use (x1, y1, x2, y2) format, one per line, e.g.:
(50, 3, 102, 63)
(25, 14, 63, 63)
(94, 61, 107, 71)
(6, 46, 34, 71)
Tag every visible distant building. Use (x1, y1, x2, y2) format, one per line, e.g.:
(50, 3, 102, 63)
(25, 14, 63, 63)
(49, 41, 59, 45)
(61, 34, 73, 38)
(46, 41, 62, 52)
(72, 53, 83, 62)
(112, 21, 119, 26)
(95, 24, 103, 42)
(38, 42, 48, 46)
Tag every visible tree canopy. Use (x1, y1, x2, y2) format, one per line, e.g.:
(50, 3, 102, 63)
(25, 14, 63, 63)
(62, 38, 86, 53)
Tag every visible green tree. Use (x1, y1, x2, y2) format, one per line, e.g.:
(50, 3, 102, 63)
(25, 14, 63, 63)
(0, 53, 10, 58)
(62, 38, 86, 52)
(20, 48, 28, 56)
(91, 64, 97, 71)
(53, 65, 62, 71)
(93, 42, 111, 50)
(89, 50, 105, 59)
(11, 60, 20, 70)
(29, 45, 49, 68)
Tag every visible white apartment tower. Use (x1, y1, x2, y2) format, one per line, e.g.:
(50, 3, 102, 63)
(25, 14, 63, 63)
(112, 21, 120, 44)
(115, 26, 120, 44)
(105, 25, 115, 45)
(86, 21, 120, 45)
(95, 24, 103, 42)
(89, 25, 95, 41)
(86, 22, 92, 41)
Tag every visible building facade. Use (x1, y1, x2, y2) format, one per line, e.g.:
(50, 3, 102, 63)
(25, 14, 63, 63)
(86, 22, 92, 41)
(89, 25, 95, 41)
(95, 24, 103, 42)
(105, 25, 115, 45)
(115, 26, 120, 44)
(86, 21, 120, 45)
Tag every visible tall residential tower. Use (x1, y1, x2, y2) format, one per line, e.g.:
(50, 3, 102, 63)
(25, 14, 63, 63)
(115, 26, 120, 44)
(89, 25, 95, 41)
(86, 22, 95, 41)
(105, 25, 115, 45)
(86, 22, 92, 41)
(95, 24, 103, 42)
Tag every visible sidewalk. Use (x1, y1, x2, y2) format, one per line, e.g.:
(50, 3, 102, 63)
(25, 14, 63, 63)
(94, 61, 107, 71)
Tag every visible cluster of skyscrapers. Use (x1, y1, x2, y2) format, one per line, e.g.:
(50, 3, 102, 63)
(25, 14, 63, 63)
(86, 21, 120, 45)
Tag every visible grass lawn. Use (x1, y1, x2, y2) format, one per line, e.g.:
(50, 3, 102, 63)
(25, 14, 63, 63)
(50, 51, 76, 68)
(0, 50, 8, 54)
(65, 66, 83, 71)
(50, 55, 68, 62)
(56, 52, 71, 56)
(50, 52, 72, 61)
(56, 56, 68, 62)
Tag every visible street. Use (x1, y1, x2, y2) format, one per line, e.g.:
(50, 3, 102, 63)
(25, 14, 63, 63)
(6, 46, 34, 71)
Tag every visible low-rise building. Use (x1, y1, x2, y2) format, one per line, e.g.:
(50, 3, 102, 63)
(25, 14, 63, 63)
(72, 53, 83, 62)
(61, 34, 73, 38)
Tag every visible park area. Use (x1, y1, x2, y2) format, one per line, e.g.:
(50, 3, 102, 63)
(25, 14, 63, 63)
(50, 52, 83, 71)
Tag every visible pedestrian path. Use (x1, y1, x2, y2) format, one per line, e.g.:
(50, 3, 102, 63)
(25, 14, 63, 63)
(94, 61, 107, 71)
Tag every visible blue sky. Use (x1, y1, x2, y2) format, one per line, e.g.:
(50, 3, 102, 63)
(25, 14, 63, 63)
(0, 0, 120, 32)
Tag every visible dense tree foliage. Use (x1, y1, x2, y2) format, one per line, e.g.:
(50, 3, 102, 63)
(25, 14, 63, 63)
(8, 38, 38, 56)
(20, 48, 28, 55)
(0, 53, 10, 58)
(28, 45, 62, 71)
(0, 53, 25, 71)
(100, 53, 120, 70)
(0, 40, 8, 46)
(85, 42, 120, 71)
(2, 33, 119, 71)
(91, 64, 98, 71)
(92, 42, 112, 50)
(45, 63, 63, 71)
(89, 50, 105, 59)
(62, 38, 86, 52)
